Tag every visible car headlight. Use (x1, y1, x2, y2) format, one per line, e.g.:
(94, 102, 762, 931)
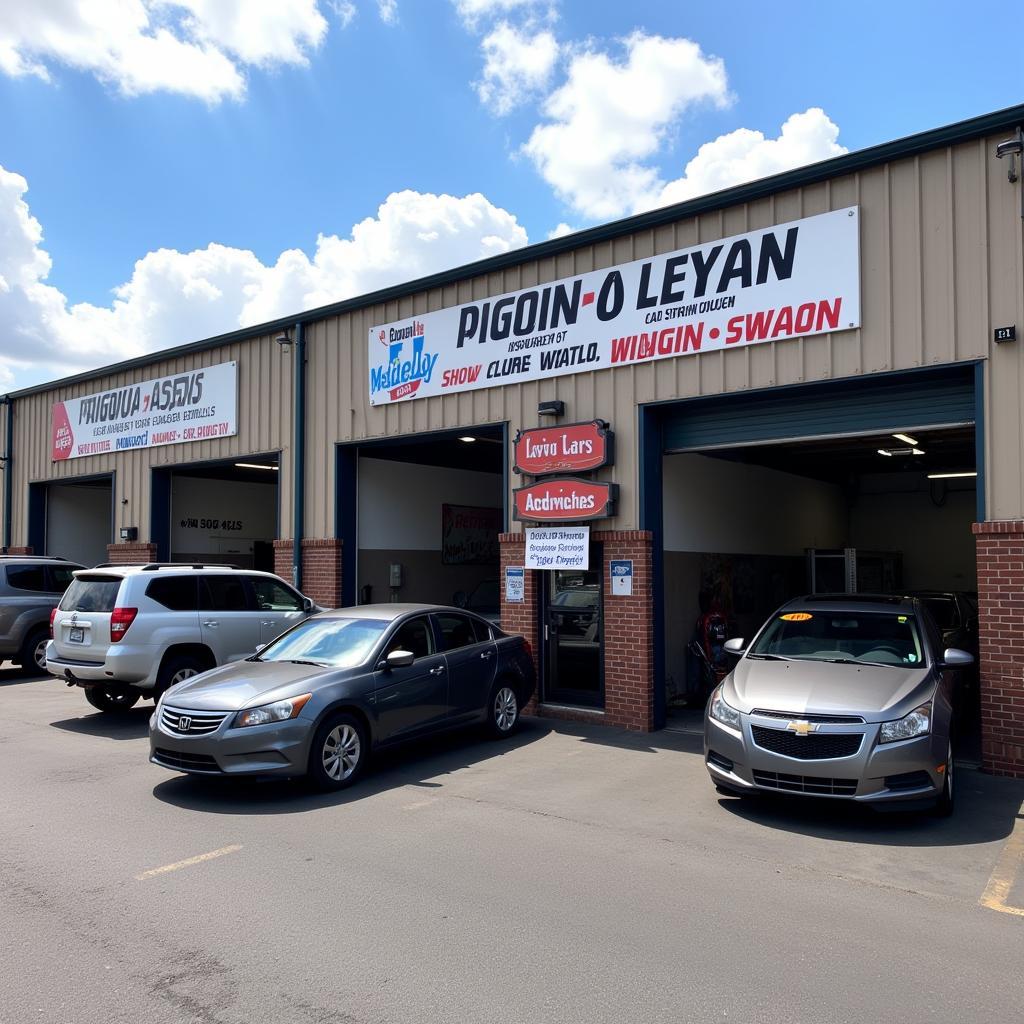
(233, 693, 312, 728)
(709, 685, 741, 730)
(879, 701, 932, 744)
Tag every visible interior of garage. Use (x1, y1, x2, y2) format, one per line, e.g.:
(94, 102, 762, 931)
(155, 455, 279, 570)
(354, 427, 504, 611)
(42, 476, 113, 566)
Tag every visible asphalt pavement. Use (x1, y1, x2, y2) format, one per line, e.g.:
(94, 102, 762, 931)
(2, 665, 1023, 1024)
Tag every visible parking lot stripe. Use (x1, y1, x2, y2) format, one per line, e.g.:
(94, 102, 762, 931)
(980, 807, 1024, 918)
(134, 844, 242, 881)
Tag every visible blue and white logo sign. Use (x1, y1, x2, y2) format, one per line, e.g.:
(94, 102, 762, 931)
(610, 559, 633, 596)
(505, 566, 525, 603)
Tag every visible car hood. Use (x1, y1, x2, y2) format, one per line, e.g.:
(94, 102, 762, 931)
(162, 661, 333, 712)
(725, 657, 934, 719)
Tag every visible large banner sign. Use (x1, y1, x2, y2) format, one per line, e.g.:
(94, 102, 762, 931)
(52, 361, 237, 461)
(368, 207, 860, 405)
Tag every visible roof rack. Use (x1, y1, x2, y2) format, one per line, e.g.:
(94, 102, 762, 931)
(88, 562, 239, 571)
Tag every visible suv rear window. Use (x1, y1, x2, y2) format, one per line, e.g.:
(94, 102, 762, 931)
(59, 576, 122, 613)
(5, 565, 48, 592)
(147, 577, 200, 611)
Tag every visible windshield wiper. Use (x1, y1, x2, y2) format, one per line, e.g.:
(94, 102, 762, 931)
(282, 659, 327, 667)
(746, 653, 792, 661)
(245, 654, 263, 662)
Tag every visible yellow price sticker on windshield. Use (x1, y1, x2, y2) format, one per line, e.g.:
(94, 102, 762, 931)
(898, 615, 908, 623)
(781, 613, 813, 622)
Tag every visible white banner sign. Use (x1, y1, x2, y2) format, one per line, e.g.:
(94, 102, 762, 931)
(525, 526, 590, 570)
(369, 207, 860, 405)
(52, 361, 238, 461)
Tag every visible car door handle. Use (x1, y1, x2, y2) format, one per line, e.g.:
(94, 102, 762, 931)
(429, 665, 446, 675)
(261, 621, 274, 627)
(480, 651, 493, 660)
(203, 620, 219, 628)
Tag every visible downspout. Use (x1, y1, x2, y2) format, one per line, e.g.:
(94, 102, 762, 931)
(292, 322, 306, 591)
(2, 396, 12, 553)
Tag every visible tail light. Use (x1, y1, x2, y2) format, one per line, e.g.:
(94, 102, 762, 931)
(49, 608, 57, 638)
(110, 607, 138, 642)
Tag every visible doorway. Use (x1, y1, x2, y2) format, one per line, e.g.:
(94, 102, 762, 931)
(543, 554, 604, 708)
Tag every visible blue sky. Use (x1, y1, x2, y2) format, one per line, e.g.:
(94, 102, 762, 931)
(0, 1, 1017, 392)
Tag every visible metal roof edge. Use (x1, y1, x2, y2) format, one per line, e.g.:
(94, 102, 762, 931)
(7, 102, 1023, 403)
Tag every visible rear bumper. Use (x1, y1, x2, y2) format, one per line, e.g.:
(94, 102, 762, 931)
(148, 712, 312, 777)
(704, 714, 947, 806)
(46, 641, 160, 689)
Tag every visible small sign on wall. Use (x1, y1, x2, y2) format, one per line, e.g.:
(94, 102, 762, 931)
(610, 559, 633, 596)
(525, 527, 590, 570)
(505, 566, 525, 603)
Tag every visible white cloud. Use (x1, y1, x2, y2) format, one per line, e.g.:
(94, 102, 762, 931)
(546, 222, 575, 239)
(649, 108, 847, 211)
(454, 0, 549, 29)
(329, 1, 357, 27)
(476, 21, 559, 115)
(0, 168, 528, 387)
(522, 32, 730, 220)
(0, 0, 331, 102)
(377, 0, 398, 24)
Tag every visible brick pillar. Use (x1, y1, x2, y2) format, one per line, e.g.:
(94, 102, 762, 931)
(105, 542, 157, 564)
(973, 521, 1024, 777)
(4, 546, 32, 555)
(273, 538, 343, 609)
(499, 533, 540, 713)
(596, 530, 655, 731)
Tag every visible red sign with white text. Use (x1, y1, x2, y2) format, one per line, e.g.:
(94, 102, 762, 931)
(513, 420, 613, 476)
(513, 478, 618, 522)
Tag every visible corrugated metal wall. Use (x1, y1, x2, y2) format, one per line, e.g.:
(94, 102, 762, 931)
(3, 129, 1023, 547)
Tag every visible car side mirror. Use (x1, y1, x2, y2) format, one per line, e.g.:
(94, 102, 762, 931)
(383, 649, 415, 670)
(302, 597, 314, 612)
(942, 647, 974, 668)
(724, 637, 746, 656)
(453, 590, 468, 609)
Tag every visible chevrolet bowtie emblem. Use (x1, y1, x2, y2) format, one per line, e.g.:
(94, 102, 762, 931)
(786, 720, 816, 737)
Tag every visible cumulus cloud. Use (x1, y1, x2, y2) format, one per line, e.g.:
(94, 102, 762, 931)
(648, 108, 847, 211)
(476, 21, 559, 115)
(376, 0, 398, 24)
(0, 168, 528, 386)
(453, 0, 550, 30)
(522, 32, 730, 220)
(0, 0, 332, 102)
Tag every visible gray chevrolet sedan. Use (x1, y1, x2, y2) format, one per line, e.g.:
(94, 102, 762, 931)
(704, 595, 974, 815)
(149, 604, 536, 789)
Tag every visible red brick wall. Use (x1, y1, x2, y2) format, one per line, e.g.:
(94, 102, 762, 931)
(498, 533, 540, 713)
(273, 538, 343, 609)
(105, 542, 157, 564)
(4, 546, 32, 555)
(973, 520, 1024, 777)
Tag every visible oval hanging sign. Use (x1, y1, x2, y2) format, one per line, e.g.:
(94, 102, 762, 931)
(513, 419, 613, 476)
(513, 478, 618, 522)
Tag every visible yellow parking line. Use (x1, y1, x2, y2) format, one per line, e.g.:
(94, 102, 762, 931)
(135, 844, 242, 881)
(980, 809, 1024, 917)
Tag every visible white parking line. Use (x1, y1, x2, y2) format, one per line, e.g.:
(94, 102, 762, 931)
(135, 844, 242, 881)
(980, 805, 1024, 917)
(401, 798, 439, 811)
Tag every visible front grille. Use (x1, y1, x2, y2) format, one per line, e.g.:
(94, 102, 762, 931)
(884, 770, 933, 792)
(752, 771, 857, 796)
(707, 749, 734, 772)
(752, 709, 865, 724)
(752, 726, 862, 760)
(152, 748, 222, 773)
(161, 706, 231, 735)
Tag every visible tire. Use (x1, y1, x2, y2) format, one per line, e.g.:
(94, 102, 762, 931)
(307, 712, 368, 791)
(932, 738, 956, 817)
(156, 654, 207, 693)
(18, 628, 50, 675)
(487, 680, 520, 738)
(84, 686, 141, 713)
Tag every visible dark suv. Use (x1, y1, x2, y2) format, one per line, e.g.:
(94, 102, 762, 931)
(0, 557, 84, 673)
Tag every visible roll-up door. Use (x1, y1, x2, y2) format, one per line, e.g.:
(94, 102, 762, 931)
(662, 365, 976, 453)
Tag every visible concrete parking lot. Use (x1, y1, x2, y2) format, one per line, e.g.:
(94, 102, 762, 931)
(2, 666, 1023, 1024)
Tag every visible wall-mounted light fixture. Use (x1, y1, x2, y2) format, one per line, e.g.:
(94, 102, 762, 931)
(996, 128, 1023, 217)
(538, 400, 565, 417)
(275, 331, 292, 353)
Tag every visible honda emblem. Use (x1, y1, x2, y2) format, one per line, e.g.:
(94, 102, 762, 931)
(178, 716, 192, 732)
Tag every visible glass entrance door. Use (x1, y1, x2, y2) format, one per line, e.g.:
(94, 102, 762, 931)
(544, 560, 603, 707)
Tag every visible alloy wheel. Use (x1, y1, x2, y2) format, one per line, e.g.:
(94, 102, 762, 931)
(322, 724, 361, 781)
(33, 637, 48, 673)
(169, 667, 199, 687)
(494, 686, 518, 732)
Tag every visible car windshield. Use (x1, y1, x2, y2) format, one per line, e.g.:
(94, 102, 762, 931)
(748, 610, 925, 667)
(258, 617, 389, 669)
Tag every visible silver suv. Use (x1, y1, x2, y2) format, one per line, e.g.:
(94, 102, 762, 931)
(1, 556, 84, 674)
(46, 563, 317, 713)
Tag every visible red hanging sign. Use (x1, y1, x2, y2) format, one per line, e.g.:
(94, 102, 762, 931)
(513, 478, 618, 522)
(513, 419, 613, 476)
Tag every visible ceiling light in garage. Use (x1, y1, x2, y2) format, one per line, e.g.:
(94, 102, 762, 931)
(877, 446, 925, 457)
(235, 462, 278, 470)
(927, 471, 977, 479)
(892, 433, 919, 445)
(459, 436, 477, 443)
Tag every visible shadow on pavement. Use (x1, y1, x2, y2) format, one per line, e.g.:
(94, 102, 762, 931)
(151, 717, 553, 815)
(50, 703, 156, 740)
(0, 664, 49, 687)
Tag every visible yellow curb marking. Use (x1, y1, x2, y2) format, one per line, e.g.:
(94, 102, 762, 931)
(135, 844, 242, 881)
(980, 808, 1024, 918)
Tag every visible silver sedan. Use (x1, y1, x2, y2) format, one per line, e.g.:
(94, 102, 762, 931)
(704, 595, 974, 815)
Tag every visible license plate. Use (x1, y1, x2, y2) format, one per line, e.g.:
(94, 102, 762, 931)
(69, 626, 84, 643)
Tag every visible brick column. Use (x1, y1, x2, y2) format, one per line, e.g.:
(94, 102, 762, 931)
(3, 546, 32, 555)
(595, 530, 655, 731)
(105, 542, 157, 564)
(973, 521, 1024, 777)
(499, 533, 540, 713)
(273, 538, 343, 609)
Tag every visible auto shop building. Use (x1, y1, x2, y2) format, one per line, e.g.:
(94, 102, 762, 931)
(2, 104, 1023, 777)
